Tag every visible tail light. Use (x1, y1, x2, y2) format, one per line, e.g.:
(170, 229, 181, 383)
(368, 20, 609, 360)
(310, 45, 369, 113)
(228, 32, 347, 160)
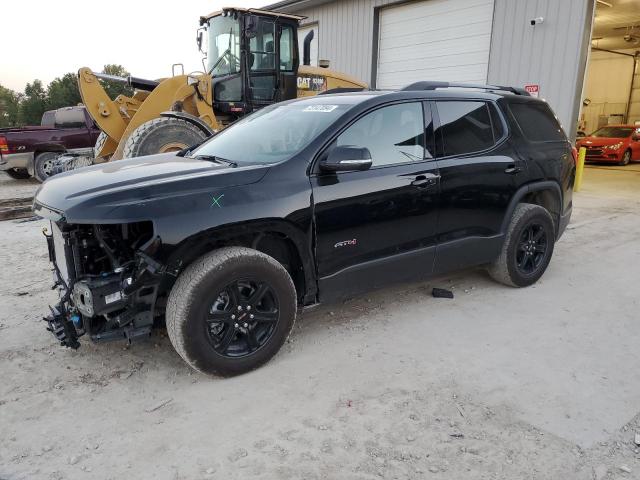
(571, 146, 578, 164)
(0, 136, 9, 155)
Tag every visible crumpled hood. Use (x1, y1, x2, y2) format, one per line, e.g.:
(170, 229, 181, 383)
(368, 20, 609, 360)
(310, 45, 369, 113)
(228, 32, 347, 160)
(34, 153, 269, 223)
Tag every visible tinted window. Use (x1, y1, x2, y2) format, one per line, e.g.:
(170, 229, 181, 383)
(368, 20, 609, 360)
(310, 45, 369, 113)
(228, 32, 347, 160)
(435, 101, 494, 156)
(337, 102, 426, 167)
(280, 25, 294, 71)
(489, 103, 504, 139)
(54, 109, 85, 129)
(509, 102, 565, 142)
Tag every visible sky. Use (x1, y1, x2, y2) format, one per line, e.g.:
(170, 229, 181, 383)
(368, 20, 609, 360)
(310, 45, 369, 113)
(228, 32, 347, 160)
(0, 0, 267, 92)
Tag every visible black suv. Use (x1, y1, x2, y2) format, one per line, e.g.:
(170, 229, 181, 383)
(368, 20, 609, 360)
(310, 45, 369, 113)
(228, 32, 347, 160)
(34, 82, 575, 376)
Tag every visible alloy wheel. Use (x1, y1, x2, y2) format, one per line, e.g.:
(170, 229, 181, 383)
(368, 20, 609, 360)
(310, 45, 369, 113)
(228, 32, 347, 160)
(516, 223, 548, 275)
(204, 279, 280, 358)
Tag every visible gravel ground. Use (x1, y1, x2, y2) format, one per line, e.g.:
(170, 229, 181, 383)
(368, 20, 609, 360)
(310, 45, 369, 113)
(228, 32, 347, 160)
(1, 166, 640, 480)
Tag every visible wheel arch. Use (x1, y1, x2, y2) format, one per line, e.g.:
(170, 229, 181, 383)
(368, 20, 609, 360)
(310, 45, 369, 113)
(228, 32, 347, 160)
(164, 219, 317, 305)
(501, 181, 563, 237)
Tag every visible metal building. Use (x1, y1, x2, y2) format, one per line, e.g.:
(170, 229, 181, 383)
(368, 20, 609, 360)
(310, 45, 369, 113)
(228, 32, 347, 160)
(266, 0, 596, 139)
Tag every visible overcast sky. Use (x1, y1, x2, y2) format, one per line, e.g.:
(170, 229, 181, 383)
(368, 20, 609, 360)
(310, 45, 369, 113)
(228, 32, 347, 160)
(0, 0, 268, 92)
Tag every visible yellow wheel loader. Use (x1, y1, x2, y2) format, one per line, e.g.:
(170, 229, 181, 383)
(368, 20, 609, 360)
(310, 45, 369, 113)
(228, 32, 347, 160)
(80, 8, 367, 162)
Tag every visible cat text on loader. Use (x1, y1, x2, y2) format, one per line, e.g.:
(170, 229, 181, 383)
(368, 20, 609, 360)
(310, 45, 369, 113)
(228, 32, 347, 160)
(80, 7, 367, 162)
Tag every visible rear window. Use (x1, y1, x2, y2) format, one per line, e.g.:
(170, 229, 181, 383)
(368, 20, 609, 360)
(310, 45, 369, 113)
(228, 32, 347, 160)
(435, 101, 499, 157)
(509, 102, 565, 142)
(54, 108, 86, 129)
(41, 111, 55, 127)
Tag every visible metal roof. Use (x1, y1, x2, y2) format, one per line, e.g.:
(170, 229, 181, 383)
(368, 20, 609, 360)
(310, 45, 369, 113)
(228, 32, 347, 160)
(201, 7, 306, 24)
(262, 0, 335, 13)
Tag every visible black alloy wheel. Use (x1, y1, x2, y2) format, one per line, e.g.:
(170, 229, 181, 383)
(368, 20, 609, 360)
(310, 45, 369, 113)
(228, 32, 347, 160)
(205, 279, 280, 358)
(515, 223, 548, 275)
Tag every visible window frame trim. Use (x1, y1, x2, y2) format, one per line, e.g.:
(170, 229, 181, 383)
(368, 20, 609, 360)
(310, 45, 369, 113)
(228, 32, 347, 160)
(432, 99, 509, 160)
(310, 99, 436, 176)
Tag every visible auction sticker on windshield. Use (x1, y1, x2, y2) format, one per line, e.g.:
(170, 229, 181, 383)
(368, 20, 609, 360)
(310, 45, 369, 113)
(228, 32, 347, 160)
(303, 105, 338, 113)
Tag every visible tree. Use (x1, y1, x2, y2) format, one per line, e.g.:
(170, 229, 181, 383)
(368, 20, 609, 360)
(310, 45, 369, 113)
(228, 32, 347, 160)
(18, 80, 47, 126)
(0, 85, 21, 127)
(100, 64, 134, 99)
(47, 73, 81, 110)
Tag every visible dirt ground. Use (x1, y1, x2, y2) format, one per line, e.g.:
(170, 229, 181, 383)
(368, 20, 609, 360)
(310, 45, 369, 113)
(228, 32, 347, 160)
(1, 166, 640, 480)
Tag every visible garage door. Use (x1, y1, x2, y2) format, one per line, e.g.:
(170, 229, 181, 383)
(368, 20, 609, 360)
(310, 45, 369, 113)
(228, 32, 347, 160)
(298, 24, 319, 67)
(376, 0, 495, 89)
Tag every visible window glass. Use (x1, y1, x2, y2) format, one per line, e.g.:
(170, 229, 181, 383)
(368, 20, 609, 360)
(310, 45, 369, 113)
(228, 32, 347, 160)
(489, 103, 504, 140)
(435, 101, 494, 157)
(590, 126, 633, 138)
(250, 20, 276, 71)
(193, 102, 352, 165)
(41, 110, 55, 127)
(280, 25, 294, 71)
(509, 102, 566, 142)
(207, 16, 241, 76)
(336, 102, 425, 167)
(54, 109, 85, 129)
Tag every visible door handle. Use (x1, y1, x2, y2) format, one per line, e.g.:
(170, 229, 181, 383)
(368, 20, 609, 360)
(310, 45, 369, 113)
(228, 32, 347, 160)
(411, 173, 439, 187)
(504, 164, 522, 174)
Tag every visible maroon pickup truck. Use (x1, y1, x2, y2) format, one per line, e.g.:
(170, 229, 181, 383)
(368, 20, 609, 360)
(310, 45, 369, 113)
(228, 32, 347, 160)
(0, 106, 101, 182)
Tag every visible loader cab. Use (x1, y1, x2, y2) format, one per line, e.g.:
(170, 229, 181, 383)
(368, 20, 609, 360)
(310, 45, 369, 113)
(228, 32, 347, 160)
(201, 8, 302, 119)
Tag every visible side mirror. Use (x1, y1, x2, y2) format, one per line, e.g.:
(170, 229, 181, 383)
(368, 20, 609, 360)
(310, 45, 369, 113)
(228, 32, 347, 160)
(632, 132, 640, 141)
(320, 146, 373, 172)
(196, 28, 205, 54)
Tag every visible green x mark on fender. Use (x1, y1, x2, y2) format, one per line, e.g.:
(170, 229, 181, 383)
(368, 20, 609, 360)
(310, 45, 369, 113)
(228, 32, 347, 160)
(211, 194, 225, 208)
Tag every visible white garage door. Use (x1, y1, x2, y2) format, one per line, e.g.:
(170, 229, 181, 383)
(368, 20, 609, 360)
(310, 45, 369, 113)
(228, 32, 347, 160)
(376, 0, 495, 89)
(298, 24, 319, 67)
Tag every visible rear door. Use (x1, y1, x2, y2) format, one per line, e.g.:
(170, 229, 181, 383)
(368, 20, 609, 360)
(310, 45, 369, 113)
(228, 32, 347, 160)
(432, 99, 518, 273)
(311, 101, 439, 300)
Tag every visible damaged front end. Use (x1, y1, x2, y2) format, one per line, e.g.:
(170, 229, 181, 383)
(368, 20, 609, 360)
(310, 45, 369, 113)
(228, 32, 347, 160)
(43, 219, 167, 349)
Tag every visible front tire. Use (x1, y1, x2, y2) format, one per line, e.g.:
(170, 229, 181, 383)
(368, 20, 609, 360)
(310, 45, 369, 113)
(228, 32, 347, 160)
(619, 149, 631, 166)
(166, 247, 297, 377)
(488, 203, 555, 287)
(122, 117, 208, 159)
(34, 152, 59, 182)
(4, 168, 30, 180)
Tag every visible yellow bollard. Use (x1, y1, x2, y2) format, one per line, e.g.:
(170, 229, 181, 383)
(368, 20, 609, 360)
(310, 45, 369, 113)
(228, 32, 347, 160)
(574, 147, 586, 192)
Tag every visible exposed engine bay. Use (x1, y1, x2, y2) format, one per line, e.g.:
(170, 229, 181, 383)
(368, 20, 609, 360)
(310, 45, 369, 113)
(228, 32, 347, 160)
(43, 220, 165, 349)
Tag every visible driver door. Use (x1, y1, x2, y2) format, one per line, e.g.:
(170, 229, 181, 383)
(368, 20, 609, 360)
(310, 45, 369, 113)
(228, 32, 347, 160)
(311, 101, 440, 301)
(248, 18, 278, 106)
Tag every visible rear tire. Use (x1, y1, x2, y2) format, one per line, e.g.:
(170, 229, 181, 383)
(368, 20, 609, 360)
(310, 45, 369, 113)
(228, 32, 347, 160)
(4, 168, 30, 180)
(122, 117, 207, 159)
(166, 247, 297, 377)
(34, 152, 59, 182)
(619, 149, 631, 166)
(487, 203, 555, 287)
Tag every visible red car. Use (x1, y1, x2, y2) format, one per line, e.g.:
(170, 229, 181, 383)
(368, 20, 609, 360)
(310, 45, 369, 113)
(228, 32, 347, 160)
(576, 125, 640, 166)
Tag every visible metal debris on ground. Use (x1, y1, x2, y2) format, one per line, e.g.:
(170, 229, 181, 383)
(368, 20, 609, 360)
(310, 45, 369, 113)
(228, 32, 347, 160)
(432, 287, 454, 299)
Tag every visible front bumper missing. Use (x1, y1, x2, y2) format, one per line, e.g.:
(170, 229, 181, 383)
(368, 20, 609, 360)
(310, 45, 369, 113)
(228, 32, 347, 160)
(42, 223, 159, 349)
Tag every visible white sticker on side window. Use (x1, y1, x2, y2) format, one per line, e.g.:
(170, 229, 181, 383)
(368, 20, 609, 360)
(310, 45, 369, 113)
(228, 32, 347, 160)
(303, 105, 338, 113)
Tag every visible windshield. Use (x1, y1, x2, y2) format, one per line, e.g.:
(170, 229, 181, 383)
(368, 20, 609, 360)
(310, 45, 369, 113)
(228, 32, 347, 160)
(206, 16, 241, 76)
(191, 103, 353, 164)
(590, 126, 633, 138)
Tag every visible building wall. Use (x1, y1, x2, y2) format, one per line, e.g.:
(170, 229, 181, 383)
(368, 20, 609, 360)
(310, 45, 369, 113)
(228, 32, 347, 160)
(278, 0, 595, 138)
(580, 49, 636, 132)
(487, 0, 595, 138)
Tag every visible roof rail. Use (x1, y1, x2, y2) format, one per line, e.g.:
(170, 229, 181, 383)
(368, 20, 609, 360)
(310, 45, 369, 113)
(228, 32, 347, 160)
(400, 81, 530, 96)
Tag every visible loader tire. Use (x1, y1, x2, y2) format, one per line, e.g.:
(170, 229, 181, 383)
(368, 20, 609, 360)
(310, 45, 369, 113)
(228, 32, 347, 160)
(122, 117, 207, 159)
(93, 132, 111, 162)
